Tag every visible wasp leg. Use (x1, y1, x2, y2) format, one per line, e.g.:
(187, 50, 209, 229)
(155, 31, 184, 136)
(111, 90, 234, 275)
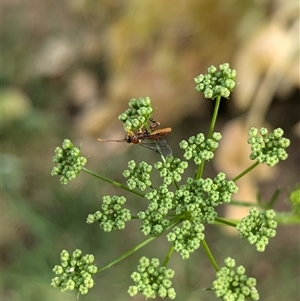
(149, 118, 160, 129)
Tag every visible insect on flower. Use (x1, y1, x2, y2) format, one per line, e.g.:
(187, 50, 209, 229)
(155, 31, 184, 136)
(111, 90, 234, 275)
(98, 120, 172, 157)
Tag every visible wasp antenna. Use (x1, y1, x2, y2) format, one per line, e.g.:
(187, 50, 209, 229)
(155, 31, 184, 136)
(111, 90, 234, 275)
(98, 138, 125, 142)
(98, 138, 112, 142)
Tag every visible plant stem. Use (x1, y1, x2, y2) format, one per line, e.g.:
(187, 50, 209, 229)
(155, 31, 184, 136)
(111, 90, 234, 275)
(227, 200, 258, 207)
(215, 217, 237, 227)
(201, 239, 219, 272)
(274, 212, 300, 224)
(232, 161, 260, 182)
(97, 220, 180, 273)
(207, 95, 221, 139)
(97, 236, 156, 273)
(196, 96, 221, 180)
(173, 181, 179, 190)
(82, 167, 145, 198)
(162, 246, 174, 267)
(266, 188, 280, 209)
(196, 162, 205, 180)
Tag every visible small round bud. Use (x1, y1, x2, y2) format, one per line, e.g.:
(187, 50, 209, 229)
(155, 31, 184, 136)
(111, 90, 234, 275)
(208, 66, 217, 74)
(225, 257, 235, 268)
(259, 127, 268, 136)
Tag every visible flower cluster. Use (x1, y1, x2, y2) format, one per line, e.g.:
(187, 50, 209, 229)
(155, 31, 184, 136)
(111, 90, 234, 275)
(236, 207, 277, 252)
(51, 249, 97, 295)
(212, 257, 259, 301)
(154, 156, 188, 185)
(137, 173, 237, 240)
(174, 173, 238, 223)
(49, 62, 292, 300)
(248, 127, 290, 167)
(138, 184, 174, 236)
(128, 257, 176, 299)
(86, 196, 131, 232)
(179, 132, 222, 165)
(123, 160, 153, 191)
(51, 139, 87, 185)
(194, 63, 236, 99)
(167, 220, 205, 259)
(164, 173, 237, 259)
(118, 97, 154, 132)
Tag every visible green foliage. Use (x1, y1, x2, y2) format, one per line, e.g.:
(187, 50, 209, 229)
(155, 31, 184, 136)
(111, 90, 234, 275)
(248, 127, 290, 167)
(167, 220, 205, 259)
(51, 249, 97, 295)
(180, 132, 222, 164)
(154, 157, 188, 185)
(50, 63, 294, 300)
(123, 160, 153, 190)
(194, 63, 236, 99)
(51, 139, 87, 184)
(86, 196, 131, 232)
(212, 257, 259, 301)
(118, 97, 154, 132)
(236, 208, 277, 252)
(128, 257, 176, 299)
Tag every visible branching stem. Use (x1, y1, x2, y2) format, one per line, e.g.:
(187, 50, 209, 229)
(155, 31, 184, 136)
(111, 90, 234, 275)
(232, 161, 260, 182)
(82, 167, 145, 198)
(196, 95, 221, 180)
(201, 239, 219, 272)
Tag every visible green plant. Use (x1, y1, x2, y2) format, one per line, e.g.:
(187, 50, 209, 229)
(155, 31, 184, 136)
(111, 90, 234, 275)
(50, 63, 293, 300)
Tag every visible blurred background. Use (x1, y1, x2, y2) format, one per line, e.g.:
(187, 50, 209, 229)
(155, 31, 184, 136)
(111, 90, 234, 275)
(2, 0, 299, 300)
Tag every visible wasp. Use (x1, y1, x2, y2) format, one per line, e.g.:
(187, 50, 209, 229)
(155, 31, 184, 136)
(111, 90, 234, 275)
(98, 119, 172, 157)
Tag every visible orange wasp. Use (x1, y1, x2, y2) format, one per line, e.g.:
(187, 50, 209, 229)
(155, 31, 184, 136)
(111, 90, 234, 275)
(98, 119, 172, 157)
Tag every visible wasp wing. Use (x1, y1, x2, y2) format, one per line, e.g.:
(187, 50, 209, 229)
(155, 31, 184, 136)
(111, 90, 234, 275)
(139, 137, 172, 157)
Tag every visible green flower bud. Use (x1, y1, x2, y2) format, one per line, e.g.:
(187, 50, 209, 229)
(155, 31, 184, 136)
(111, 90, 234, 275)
(259, 127, 268, 136)
(194, 74, 204, 84)
(225, 257, 235, 268)
(208, 66, 217, 74)
(86, 214, 95, 224)
(62, 139, 73, 150)
(131, 118, 140, 129)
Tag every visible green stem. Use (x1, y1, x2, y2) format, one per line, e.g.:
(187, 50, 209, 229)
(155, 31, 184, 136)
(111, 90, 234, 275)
(201, 239, 219, 272)
(232, 161, 260, 182)
(215, 217, 237, 227)
(162, 245, 175, 267)
(196, 96, 221, 180)
(275, 212, 300, 224)
(97, 219, 181, 273)
(196, 161, 205, 180)
(82, 167, 144, 198)
(207, 95, 221, 139)
(227, 200, 258, 207)
(266, 188, 280, 209)
(97, 236, 156, 273)
(173, 181, 180, 190)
